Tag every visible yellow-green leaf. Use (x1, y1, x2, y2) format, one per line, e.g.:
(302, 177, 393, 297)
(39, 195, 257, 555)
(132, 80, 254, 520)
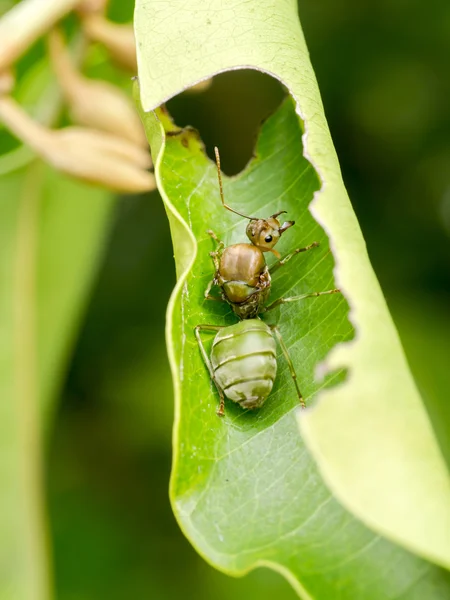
(0, 153, 114, 599)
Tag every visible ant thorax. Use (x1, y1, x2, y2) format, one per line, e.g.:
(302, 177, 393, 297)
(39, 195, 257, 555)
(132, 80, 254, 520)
(215, 243, 271, 319)
(219, 244, 265, 287)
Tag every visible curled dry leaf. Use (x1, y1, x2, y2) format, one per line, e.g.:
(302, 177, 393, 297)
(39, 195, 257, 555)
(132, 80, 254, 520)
(0, 70, 14, 95)
(77, 0, 109, 15)
(0, 0, 79, 72)
(81, 14, 137, 72)
(47, 29, 147, 147)
(0, 95, 155, 193)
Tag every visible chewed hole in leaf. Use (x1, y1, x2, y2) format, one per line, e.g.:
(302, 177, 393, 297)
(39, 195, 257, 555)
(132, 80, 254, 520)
(158, 79, 354, 429)
(166, 70, 286, 175)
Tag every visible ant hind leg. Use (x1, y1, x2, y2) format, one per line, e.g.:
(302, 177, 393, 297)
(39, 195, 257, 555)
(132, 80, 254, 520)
(270, 325, 306, 409)
(195, 324, 227, 416)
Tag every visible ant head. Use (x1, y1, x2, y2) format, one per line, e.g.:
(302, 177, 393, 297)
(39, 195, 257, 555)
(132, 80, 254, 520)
(246, 211, 294, 255)
(213, 147, 294, 255)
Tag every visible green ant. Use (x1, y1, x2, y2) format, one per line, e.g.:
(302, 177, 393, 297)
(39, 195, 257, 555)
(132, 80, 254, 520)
(195, 148, 340, 417)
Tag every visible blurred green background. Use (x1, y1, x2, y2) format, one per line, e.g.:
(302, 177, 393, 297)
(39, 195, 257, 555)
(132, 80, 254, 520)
(5, 0, 448, 598)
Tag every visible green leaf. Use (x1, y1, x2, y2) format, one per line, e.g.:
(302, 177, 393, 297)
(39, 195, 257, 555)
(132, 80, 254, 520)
(136, 96, 450, 597)
(135, 0, 450, 572)
(0, 154, 114, 600)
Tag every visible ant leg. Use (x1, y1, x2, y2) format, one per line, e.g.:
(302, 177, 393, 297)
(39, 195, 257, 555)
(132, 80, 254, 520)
(204, 278, 215, 298)
(270, 241, 320, 274)
(206, 229, 224, 272)
(194, 325, 226, 417)
(204, 278, 222, 301)
(204, 231, 225, 301)
(207, 229, 224, 257)
(263, 288, 341, 312)
(270, 325, 305, 409)
(206, 229, 223, 246)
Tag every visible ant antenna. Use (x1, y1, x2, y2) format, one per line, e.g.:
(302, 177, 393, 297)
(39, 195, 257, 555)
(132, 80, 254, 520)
(214, 146, 260, 220)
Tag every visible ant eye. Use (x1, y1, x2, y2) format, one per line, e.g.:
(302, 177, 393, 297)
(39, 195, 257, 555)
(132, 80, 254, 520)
(265, 235, 273, 243)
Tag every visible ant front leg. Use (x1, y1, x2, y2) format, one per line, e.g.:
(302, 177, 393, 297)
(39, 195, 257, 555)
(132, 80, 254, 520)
(263, 288, 341, 312)
(206, 229, 222, 245)
(204, 230, 225, 301)
(270, 241, 320, 275)
(207, 229, 224, 267)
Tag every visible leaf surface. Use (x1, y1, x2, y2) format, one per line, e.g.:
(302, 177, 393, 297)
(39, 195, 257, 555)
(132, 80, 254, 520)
(135, 0, 450, 571)
(136, 94, 450, 598)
